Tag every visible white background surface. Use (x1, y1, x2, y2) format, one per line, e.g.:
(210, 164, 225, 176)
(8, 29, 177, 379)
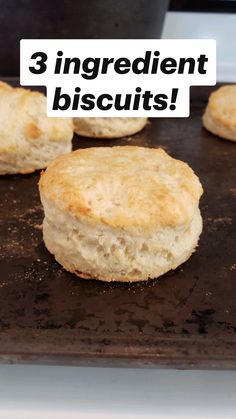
(1, 365, 236, 419)
(162, 12, 236, 82)
(2, 11, 236, 419)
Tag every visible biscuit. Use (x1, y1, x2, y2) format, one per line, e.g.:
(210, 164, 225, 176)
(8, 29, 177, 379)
(73, 117, 147, 138)
(0, 82, 73, 174)
(39, 146, 203, 282)
(203, 85, 236, 142)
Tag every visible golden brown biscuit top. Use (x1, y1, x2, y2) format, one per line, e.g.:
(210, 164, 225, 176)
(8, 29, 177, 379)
(39, 146, 203, 234)
(207, 85, 236, 127)
(0, 81, 73, 153)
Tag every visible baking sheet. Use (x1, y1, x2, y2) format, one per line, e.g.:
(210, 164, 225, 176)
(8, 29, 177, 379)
(0, 81, 236, 368)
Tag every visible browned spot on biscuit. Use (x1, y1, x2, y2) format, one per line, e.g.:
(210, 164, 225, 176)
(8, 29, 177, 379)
(25, 122, 42, 140)
(67, 203, 91, 216)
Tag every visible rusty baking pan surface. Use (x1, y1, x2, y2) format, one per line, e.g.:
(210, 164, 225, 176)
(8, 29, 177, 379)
(0, 81, 235, 368)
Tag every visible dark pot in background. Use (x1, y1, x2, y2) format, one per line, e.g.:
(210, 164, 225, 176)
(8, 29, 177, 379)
(0, 0, 169, 76)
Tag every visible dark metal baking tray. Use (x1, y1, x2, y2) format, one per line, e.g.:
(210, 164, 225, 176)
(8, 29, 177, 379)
(0, 80, 235, 368)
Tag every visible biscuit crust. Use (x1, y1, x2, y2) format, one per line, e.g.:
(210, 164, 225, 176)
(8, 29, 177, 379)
(39, 146, 203, 282)
(0, 81, 73, 174)
(203, 85, 236, 142)
(40, 146, 203, 234)
(73, 117, 147, 138)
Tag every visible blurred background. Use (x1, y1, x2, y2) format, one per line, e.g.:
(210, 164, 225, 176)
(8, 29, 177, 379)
(0, 0, 235, 81)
